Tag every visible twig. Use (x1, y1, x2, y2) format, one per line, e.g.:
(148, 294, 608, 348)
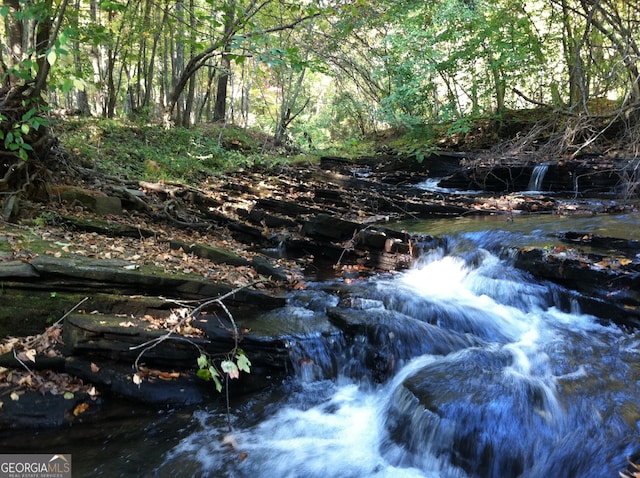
(52, 296, 89, 328)
(129, 282, 258, 368)
(23, 296, 89, 349)
(12, 349, 41, 384)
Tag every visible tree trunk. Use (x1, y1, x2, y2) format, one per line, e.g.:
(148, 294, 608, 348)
(142, 2, 169, 112)
(2, 0, 24, 86)
(561, 0, 588, 111)
(213, 2, 235, 123)
(213, 54, 231, 123)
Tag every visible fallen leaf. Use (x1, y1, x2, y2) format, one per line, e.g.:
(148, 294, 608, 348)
(63, 391, 74, 400)
(90, 362, 100, 373)
(73, 403, 89, 416)
(20, 349, 37, 363)
(158, 371, 181, 380)
(133, 373, 142, 385)
(10, 392, 20, 401)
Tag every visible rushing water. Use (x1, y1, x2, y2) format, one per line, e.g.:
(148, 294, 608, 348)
(2, 213, 639, 477)
(153, 214, 640, 478)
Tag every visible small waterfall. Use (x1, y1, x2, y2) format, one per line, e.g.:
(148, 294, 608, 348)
(527, 163, 549, 191)
(157, 234, 640, 478)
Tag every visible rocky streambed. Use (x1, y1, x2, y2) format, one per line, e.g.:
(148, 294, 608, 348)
(0, 152, 639, 429)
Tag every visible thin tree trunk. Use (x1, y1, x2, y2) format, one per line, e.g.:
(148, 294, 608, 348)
(182, 0, 196, 127)
(73, 0, 90, 114)
(142, 2, 169, 111)
(561, 0, 588, 110)
(213, 1, 236, 123)
(3, 0, 24, 86)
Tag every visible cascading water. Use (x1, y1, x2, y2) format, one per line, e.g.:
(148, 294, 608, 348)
(156, 232, 640, 478)
(527, 163, 549, 191)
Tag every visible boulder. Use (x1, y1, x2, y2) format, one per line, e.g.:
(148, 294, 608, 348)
(53, 185, 122, 215)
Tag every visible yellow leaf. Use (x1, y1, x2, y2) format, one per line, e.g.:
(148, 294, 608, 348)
(24, 349, 36, 363)
(73, 403, 89, 416)
(10, 392, 20, 401)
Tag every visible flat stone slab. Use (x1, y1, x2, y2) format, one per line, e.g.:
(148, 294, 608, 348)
(0, 390, 94, 428)
(63, 314, 208, 367)
(65, 357, 208, 406)
(3, 255, 286, 307)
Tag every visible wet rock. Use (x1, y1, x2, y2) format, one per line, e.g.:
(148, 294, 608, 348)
(303, 214, 360, 242)
(251, 256, 289, 282)
(194, 305, 342, 374)
(0, 260, 39, 278)
(514, 245, 640, 327)
(327, 306, 480, 382)
(558, 231, 640, 254)
(65, 357, 208, 406)
(63, 314, 205, 367)
(382, 344, 639, 477)
(0, 390, 94, 428)
(438, 157, 639, 196)
(14, 255, 285, 308)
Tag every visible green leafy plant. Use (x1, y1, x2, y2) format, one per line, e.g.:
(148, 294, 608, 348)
(196, 350, 251, 393)
(0, 108, 49, 161)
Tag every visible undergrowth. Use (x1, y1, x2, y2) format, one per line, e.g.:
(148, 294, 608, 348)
(54, 118, 298, 183)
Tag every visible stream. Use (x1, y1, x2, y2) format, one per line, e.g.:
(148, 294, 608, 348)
(2, 211, 640, 477)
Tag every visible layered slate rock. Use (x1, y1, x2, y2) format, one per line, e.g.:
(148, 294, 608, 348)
(513, 234, 640, 327)
(438, 157, 639, 195)
(0, 254, 285, 330)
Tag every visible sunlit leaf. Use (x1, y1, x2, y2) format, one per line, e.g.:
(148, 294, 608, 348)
(63, 391, 74, 399)
(236, 352, 251, 374)
(47, 50, 57, 66)
(212, 373, 222, 392)
(221, 360, 239, 379)
(197, 354, 209, 369)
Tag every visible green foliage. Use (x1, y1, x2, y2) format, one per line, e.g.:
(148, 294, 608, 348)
(388, 126, 437, 162)
(57, 118, 281, 181)
(369, 0, 545, 126)
(196, 350, 251, 393)
(0, 106, 49, 161)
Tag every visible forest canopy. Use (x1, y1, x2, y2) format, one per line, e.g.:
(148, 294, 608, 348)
(1, 0, 640, 157)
